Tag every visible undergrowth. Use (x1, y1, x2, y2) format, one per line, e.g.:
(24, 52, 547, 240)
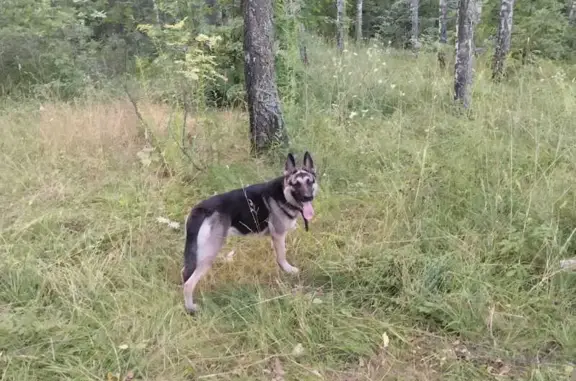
(1, 40, 575, 380)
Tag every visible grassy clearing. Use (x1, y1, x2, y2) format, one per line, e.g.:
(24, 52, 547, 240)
(1, 41, 576, 380)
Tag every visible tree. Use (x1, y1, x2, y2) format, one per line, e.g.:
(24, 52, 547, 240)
(437, 0, 448, 69)
(356, 0, 363, 42)
(492, 0, 515, 80)
(205, 0, 223, 26)
(569, 0, 576, 23)
(336, 0, 346, 52)
(439, 0, 448, 44)
(453, 0, 478, 108)
(286, 0, 309, 65)
(410, 0, 420, 51)
(152, 0, 162, 25)
(474, 0, 483, 25)
(243, 0, 288, 154)
(299, 22, 309, 65)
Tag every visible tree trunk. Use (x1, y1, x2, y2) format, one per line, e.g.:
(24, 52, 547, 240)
(410, 0, 420, 51)
(474, 0, 483, 25)
(437, 0, 448, 69)
(492, 0, 515, 80)
(243, 0, 288, 154)
(336, 0, 345, 52)
(299, 23, 309, 65)
(439, 0, 448, 43)
(287, 0, 309, 65)
(453, 0, 476, 108)
(569, 0, 576, 23)
(205, 0, 222, 26)
(152, 0, 161, 25)
(356, 0, 363, 43)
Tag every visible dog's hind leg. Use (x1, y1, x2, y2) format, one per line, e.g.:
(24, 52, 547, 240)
(182, 212, 228, 314)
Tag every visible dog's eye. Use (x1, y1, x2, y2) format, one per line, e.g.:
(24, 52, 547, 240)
(306, 178, 313, 185)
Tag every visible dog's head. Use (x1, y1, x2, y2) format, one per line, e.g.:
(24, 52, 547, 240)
(283, 152, 318, 220)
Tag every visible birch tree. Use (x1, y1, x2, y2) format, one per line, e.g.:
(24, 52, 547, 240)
(439, 0, 448, 44)
(410, 0, 420, 51)
(287, 0, 308, 65)
(453, 0, 476, 108)
(437, 0, 448, 69)
(356, 0, 363, 42)
(474, 0, 483, 25)
(152, 0, 161, 26)
(336, 0, 345, 52)
(492, 0, 515, 80)
(243, 0, 288, 154)
(205, 0, 222, 26)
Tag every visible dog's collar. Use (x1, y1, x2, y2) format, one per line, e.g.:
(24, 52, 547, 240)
(280, 201, 311, 231)
(278, 204, 297, 219)
(283, 201, 301, 212)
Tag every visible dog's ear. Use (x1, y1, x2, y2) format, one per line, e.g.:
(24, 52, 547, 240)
(303, 151, 315, 173)
(284, 153, 296, 175)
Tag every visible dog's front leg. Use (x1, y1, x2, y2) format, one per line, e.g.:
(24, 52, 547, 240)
(271, 233, 299, 274)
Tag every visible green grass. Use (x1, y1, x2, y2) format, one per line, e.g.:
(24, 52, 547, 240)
(1, 40, 576, 380)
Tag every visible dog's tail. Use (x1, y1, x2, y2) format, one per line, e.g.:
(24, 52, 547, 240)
(182, 207, 208, 283)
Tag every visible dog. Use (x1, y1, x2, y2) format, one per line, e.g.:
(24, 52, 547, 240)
(181, 152, 318, 314)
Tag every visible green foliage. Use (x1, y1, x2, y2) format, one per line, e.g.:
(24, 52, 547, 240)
(481, 0, 576, 62)
(1, 0, 575, 98)
(0, 0, 92, 97)
(203, 17, 246, 107)
(135, 19, 226, 108)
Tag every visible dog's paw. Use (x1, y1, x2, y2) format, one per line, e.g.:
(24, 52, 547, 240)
(284, 265, 300, 274)
(288, 266, 300, 274)
(184, 302, 199, 315)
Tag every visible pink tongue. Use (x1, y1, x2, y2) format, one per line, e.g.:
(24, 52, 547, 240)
(302, 202, 314, 220)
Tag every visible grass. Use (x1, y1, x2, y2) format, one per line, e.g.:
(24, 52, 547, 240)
(1, 39, 576, 380)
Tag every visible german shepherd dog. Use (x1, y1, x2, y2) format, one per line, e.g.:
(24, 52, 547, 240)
(181, 152, 318, 314)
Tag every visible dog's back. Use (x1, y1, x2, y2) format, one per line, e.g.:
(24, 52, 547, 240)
(182, 177, 284, 282)
(192, 176, 284, 233)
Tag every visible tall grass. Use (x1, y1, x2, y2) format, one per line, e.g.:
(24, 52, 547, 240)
(1, 39, 575, 380)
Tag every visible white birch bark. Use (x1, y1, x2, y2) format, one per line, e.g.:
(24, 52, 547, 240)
(336, 0, 346, 52)
(356, 0, 363, 42)
(453, 0, 476, 108)
(492, 0, 515, 80)
(439, 0, 448, 43)
(410, 0, 420, 50)
(569, 0, 576, 24)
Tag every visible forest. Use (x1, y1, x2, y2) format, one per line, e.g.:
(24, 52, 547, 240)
(1, 0, 576, 379)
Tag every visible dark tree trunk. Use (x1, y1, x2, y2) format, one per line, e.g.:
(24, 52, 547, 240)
(221, 0, 241, 25)
(453, 0, 476, 108)
(356, 0, 363, 42)
(492, 0, 515, 80)
(439, 0, 448, 43)
(410, 0, 420, 51)
(299, 23, 309, 65)
(205, 0, 222, 26)
(336, 0, 345, 52)
(437, 0, 448, 69)
(243, 0, 288, 154)
(287, 0, 309, 65)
